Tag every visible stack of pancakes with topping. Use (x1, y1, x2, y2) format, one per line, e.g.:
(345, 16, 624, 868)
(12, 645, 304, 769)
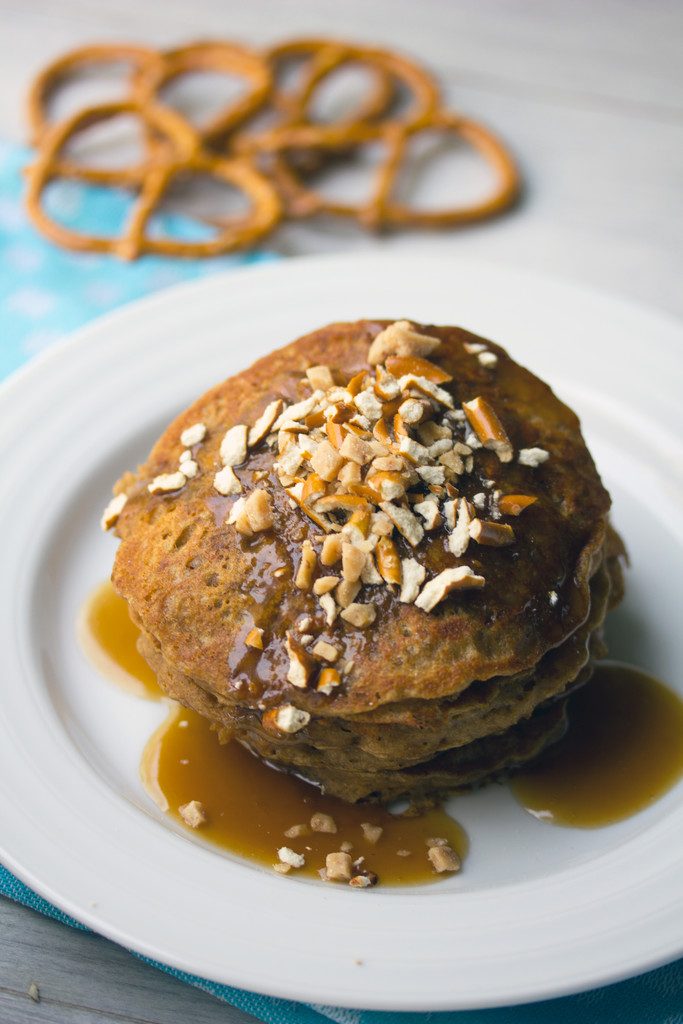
(107, 319, 625, 804)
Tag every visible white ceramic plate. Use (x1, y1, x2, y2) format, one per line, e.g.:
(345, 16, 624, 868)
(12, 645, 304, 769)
(1, 253, 682, 1011)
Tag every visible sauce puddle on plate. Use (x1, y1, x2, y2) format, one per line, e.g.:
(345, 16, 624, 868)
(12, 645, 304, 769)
(80, 581, 467, 885)
(511, 661, 683, 827)
(78, 581, 163, 700)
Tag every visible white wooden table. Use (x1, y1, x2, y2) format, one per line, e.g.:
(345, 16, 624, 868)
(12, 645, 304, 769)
(1, 1, 681, 1021)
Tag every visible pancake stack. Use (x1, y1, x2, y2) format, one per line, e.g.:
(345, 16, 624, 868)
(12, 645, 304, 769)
(106, 319, 625, 804)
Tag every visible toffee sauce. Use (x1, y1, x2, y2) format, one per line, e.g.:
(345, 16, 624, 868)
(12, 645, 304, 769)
(511, 661, 683, 827)
(78, 581, 162, 700)
(81, 582, 466, 885)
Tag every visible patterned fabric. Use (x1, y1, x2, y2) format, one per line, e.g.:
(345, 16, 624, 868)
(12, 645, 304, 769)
(0, 141, 273, 378)
(1, 141, 681, 1023)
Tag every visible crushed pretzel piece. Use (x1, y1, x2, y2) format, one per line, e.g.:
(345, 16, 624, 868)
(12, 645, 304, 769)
(418, 420, 452, 445)
(245, 626, 264, 649)
(386, 354, 452, 384)
(317, 667, 342, 694)
(306, 365, 335, 391)
(179, 800, 207, 828)
(340, 432, 374, 466)
(398, 435, 430, 465)
(361, 822, 383, 844)
(220, 424, 248, 467)
(311, 812, 337, 834)
(518, 447, 550, 467)
(413, 499, 441, 531)
(244, 488, 273, 532)
(226, 495, 246, 525)
(375, 535, 402, 585)
(248, 399, 283, 447)
(148, 471, 186, 494)
(360, 552, 383, 585)
(100, 492, 127, 530)
(368, 321, 441, 365)
(370, 510, 393, 536)
(428, 844, 461, 873)
(341, 602, 376, 628)
(284, 823, 310, 838)
(342, 542, 367, 582)
(295, 539, 317, 590)
(338, 460, 362, 487)
(278, 847, 305, 868)
(398, 397, 429, 424)
(462, 396, 513, 463)
(469, 518, 515, 546)
(313, 575, 340, 595)
(416, 464, 445, 486)
(381, 501, 424, 547)
(325, 851, 353, 881)
(415, 566, 485, 612)
(335, 578, 361, 608)
(498, 494, 538, 516)
(367, 470, 406, 501)
(354, 388, 384, 421)
(214, 465, 242, 495)
(310, 439, 345, 482)
(448, 497, 472, 557)
(273, 704, 310, 733)
(320, 534, 343, 565)
(180, 422, 206, 447)
(319, 591, 338, 625)
(286, 633, 314, 688)
(312, 639, 339, 663)
(272, 393, 322, 431)
(399, 557, 427, 603)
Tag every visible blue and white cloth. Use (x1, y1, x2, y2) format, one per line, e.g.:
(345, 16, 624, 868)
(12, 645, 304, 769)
(1, 139, 681, 1023)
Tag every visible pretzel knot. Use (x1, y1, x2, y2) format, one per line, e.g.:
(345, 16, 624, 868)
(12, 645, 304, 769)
(26, 100, 281, 259)
(24, 37, 521, 259)
(257, 112, 520, 229)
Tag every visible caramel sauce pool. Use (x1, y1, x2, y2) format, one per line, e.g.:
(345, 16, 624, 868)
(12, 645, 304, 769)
(79, 581, 163, 700)
(141, 706, 467, 884)
(80, 582, 466, 885)
(511, 662, 683, 827)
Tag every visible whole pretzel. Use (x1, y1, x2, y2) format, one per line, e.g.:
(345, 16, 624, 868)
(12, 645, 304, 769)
(27, 42, 162, 147)
(289, 40, 441, 132)
(262, 112, 520, 229)
(377, 112, 521, 228)
(130, 40, 273, 146)
(25, 99, 281, 259)
(264, 38, 398, 129)
(227, 38, 398, 184)
(24, 37, 522, 259)
(239, 39, 441, 159)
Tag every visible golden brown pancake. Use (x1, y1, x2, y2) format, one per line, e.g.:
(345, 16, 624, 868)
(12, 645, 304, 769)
(107, 319, 624, 802)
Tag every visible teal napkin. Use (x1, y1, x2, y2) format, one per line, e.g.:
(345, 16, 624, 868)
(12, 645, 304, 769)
(1, 139, 681, 1023)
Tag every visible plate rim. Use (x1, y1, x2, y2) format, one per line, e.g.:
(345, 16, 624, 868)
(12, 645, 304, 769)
(1, 251, 682, 1011)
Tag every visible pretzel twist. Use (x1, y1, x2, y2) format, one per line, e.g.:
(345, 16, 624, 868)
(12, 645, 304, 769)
(24, 37, 521, 259)
(26, 100, 281, 259)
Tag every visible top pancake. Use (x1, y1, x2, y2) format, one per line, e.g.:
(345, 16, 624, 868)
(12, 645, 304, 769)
(111, 320, 610, 716)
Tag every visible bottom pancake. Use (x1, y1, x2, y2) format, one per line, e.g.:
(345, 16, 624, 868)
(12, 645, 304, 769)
(137, 539, 621, 802)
